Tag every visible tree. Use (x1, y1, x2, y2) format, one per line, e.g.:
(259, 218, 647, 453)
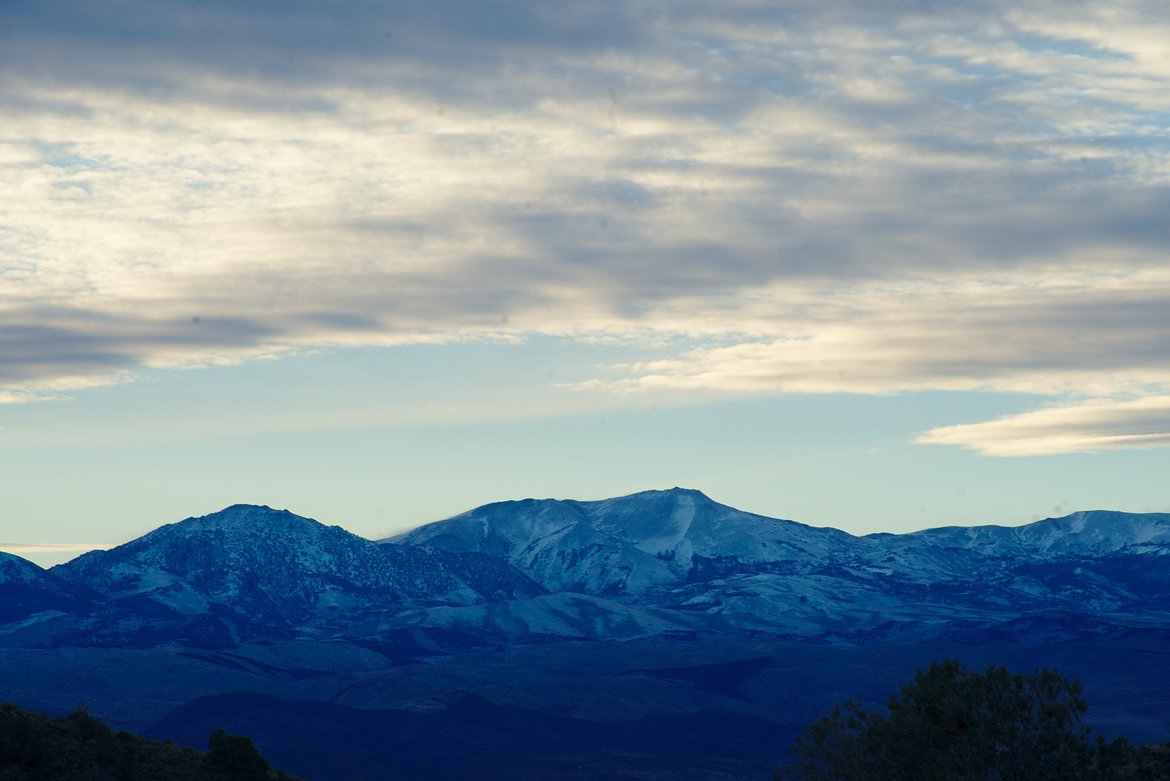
(776, 659, 1125, 781)
(205, 729, 272, 781)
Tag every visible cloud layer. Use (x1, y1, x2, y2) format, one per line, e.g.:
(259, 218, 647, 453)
(3, 0, 1170, 454)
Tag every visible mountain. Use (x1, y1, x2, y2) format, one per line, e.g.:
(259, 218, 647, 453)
(4, 494, 1168, 649)
(388, 488, 854, 595)
(389, 591, 702, 647)
(0, 552, 93, 625)
(389, 489, 1170, 640)
(41, 504, 542, 646)
(907, 510, 1170, 556)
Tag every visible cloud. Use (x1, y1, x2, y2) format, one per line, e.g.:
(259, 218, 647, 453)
(599, 266, 1170, 394)
(3, 1, 1170, 455)
(0, 542, 112, 556)
(916, 396, 1170, 456)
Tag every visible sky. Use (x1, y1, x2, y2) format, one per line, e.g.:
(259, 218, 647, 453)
(3, 1, 1170, 566)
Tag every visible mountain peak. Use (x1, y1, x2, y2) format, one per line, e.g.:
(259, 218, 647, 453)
(628, 487, 711, 500)
(204, 503, 298, 520)
(161, 504, 324, 536)
(586, 487, 719, 514)
(1024, 509, 1170, 552)
(0, 551, 44, 582)
(392, 487, 849, 598)
(906, 509, 1170, 557)
(221, 503, 281, 513)
(49, 504, 544, 639)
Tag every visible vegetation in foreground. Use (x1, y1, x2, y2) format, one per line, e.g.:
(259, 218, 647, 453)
(776, 658, 1170, 781)
(0, 703, 301, 781)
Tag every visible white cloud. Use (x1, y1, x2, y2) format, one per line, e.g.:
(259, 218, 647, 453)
(0, 542, 112, 554)
(598, 265, 1170, 394)
(916, 396, 1170, 456)
(0, 541, 113, 568)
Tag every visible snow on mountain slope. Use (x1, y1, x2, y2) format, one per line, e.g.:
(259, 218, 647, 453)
(905, 511, 1170, 557)
(7, 494, 1170, 652)
(851, 510, 1170, 590)
(1, 551, 47, 584)
(585, 489, 853, 565)
(0, 552, 93, 624)
(391, 592, 701, 645)
(389, 488, 854, 597)
(52, 505, 542, 636)
(390, 491, 1170, 640)
(388, 495, 676, 594)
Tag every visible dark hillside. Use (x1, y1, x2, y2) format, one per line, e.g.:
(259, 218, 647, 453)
(0, 702, 301, 781)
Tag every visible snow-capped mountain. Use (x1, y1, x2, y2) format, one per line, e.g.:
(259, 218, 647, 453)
(906, 510, 1170, 556)
(44, 504, 542, 645)
(388, 488, 855, 597)
(0, 552, 93, 624)
(389, 489, 1170, 640)
(2, 492, 1169, 650)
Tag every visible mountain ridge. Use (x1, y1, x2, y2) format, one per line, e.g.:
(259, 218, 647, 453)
(386, 489, 1170, 643)
(17, 504, 542, 647)
(2, 491, 1169, 650)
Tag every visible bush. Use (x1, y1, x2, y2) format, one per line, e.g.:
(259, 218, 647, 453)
(776, 659, 1126, 781)
(205, 729, 272, 780)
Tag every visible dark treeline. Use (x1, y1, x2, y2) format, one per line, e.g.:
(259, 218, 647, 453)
(776, 659, 1170, 781)
(0, 703, 302, 781)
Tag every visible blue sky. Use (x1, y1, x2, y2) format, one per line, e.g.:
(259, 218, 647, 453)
(3, 1, 1170, 565)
